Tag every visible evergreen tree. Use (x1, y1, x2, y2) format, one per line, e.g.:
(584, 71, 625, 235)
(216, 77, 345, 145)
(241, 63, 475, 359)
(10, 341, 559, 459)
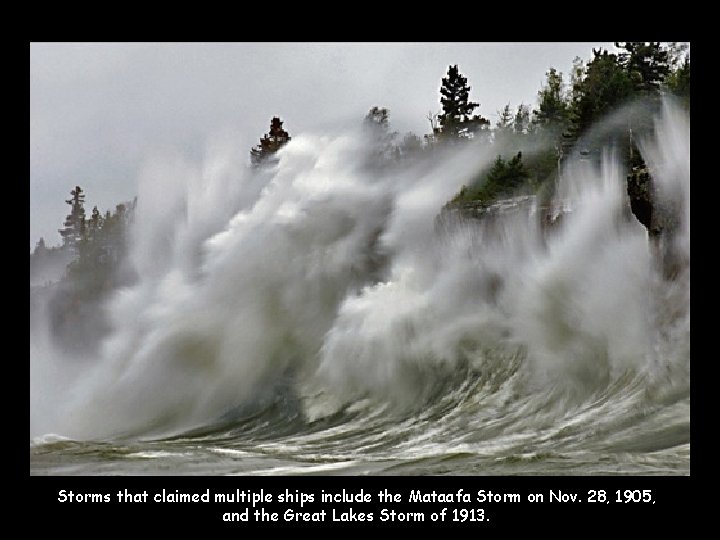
(250, 116, 291, 167)
(452, 151, 530, 204)
(364, 106, 389, 130)
(568, 56, 586, 98)
(533, 67, 568, 137)
(362, 106, 401, 165)
(496, 103, 514, 131)
(616, 42, 671, 94)
(615, 43, 672, 169)
(513, 104, 530, 135)
(485, 152, 529, 195)
(565, 48, 633, 147)
(86, 206, 104, 243)
(559, 57, 586, 159)
(398, 132, 423, 160)
(527, 68, 569, 189)
(59, 186, 86, 248)
(67, 198, 134, 294)
(666, 48, 690, 105)
(34, 237, 47, 254)
(437, 65, 489, 141)
(494, 103, 515, 146)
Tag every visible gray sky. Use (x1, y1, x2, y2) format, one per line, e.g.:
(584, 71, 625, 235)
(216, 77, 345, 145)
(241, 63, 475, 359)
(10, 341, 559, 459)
(30, 42, 614, 250)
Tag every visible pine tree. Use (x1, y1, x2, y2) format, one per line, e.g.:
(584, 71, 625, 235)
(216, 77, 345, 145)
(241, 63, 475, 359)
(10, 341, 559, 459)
(616, 42, 671, 94)
(34, 237, 47, 255)
(533, 68, 568, 137)
(667, 54, 690, 103)
(437, 65, 489, 141)
(485, 152, 529, 195)
(86, 205, 103, 242)
(496, 103, 514, 131)
(364, 106, 389, 130)
(362, 106, 403, 165)
(665, 43, 690, 106)
(453, 151, 531, 205)
(250, 117, 291, 167)
(59, 186, 86, 248)
(399, 132, 423, 157)
(493, 103, 515, 146)
(565, 48, 633, 150)
(513, 104, 530, 135)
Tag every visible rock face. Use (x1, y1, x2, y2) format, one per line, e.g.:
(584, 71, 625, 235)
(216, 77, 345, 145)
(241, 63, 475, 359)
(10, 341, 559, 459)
(627, 167, 686, 280)
(437, 194, 561, 239)
(440, 170, 686, 281)
(449, 195, 536, 220)
(626, 167, 655, 233)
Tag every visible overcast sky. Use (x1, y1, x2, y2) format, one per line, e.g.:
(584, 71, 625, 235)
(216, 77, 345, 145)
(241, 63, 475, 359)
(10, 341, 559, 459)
(30, 42, 615, 250)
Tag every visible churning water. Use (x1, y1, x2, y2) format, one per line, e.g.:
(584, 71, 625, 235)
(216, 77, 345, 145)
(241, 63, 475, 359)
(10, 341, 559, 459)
(30, 100, 689, 475)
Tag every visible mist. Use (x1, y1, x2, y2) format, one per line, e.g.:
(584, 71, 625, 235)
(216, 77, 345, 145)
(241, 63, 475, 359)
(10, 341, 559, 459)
(30, 99, 688, 443)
